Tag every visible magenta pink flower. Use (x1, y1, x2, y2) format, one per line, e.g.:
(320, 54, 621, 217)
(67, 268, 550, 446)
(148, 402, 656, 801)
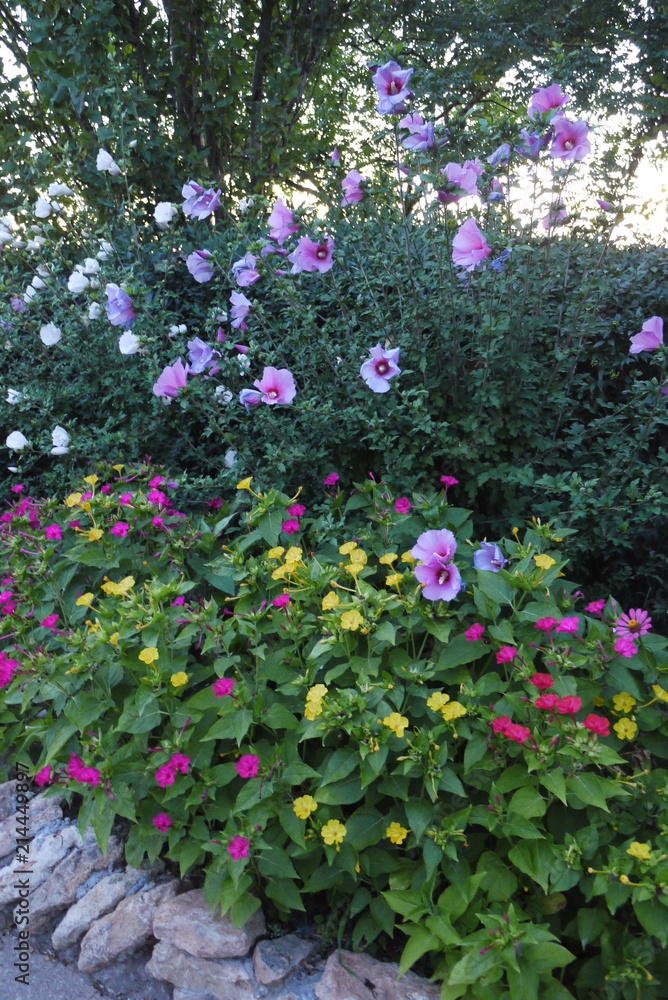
(68, 754, 101, 786)
(213, 677, 235, 697)
(505, 723, 531, 745)
(360, 344, 401, 393)
(268, 199, 299, 245)
(288, 236, 334, 274)
(253, 366, 297, 405)
(324, 473, 339, 486)
(149, 476, 164, 487)
(172, 596, 186, 606)
(550, 119, 591, 162)
(492, 715, 513, 734)
(0, 654, 20, 687)
(236, 754, 259, 778)
(395, 497, 411, 513)
(615, 635, 638, 658)
(170, 753, 190, 775)
(272, 593, 290, 608)
(41, 614, 59, 629)
(583, 714, 610, 737)
(230, 290, 252, 331)
(111, 522, 129, 537)
(147, 489, 167, 506)
(44, 524, 62, 540)
(585, 600, 606, 615)
(452, 219, 491, 271)
(615, 607, 651, 637)
(228, 835, 250, 860)
(496, 646, 518, 664)
(34, 766, 52, 786)
(535, 617, 559, 633)
(153, 358, 190, 399)
(528, 83, 569, 120)
(372, 60, 414, 115)
(629, 316, 663, 354)
(535, 693, 559, 710)
(555, 617, 580, 635)
(288, 504, 305, 516)
(155, 763, 177, 787)
(186, 249, 214, 283)
(152, 813, 172, 832)
(281, 519, 300, 534)
(465, 623, 484, 641)
(441, 476, 458, 491)
(119, 493, 133, 505)
(555, 696, 582, 717)
(341, 171, 364, 206)
(529, 673, 554, 690)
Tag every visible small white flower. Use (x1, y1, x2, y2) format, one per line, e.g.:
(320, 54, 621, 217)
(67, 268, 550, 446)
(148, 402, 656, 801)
(6, 389, 22, 405)
(0, 228, 13, 245)
(31, 276, 45, 289)
(35, 197, 52, 218)
(13, 239, 25, 249)
(0, 214, 15, 230)
(88, 303, 102, 319)
(239, 197, 255, 215)
(168, 323, 188, 337)
(128, 139, 138, 149)
(118, 330, 140, 355)
(224, 448, 238, 467)
(154, 202, 177, 228)
(82, 257, 100, 274)
(36, 265, 51, 277)
(97, 240, 113, 260)
(51, 426, 70, 455)
(23, 286, 38, 303)
(68, 270, 89, 294)
(89, 279, 99, 290)
(235, 354, 251, 372)
(25, 240, 41, 251)
(6, 431, 28, 450)
(29, 225, 43, 234)
(40, 323, 62, 346)
(215, 311, 228, 323)
(47, 183, 74, 197)
(50, 200, 62, 212)
(178, 323, 187, 333)
(96, 149, 122, 175)
(7, 466, 18, 473)
(215, 386, 234, 405)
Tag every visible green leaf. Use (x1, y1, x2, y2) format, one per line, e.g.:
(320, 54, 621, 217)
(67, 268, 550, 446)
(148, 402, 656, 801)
(634, 899, 668, 946)
(264, 877, 305, 911)
(508, 840, 553, 893)
(522, 943, 575, 972)
(566, 773, 611, 811)
(576, 907, 609, 947)
(230, 892, 262, 928)
(263, 702, 298, 730)
(370, 894, 395, 937)
(436, 634, 488, 669)
(506, 964, 540, 1000)
(257, 846, 298, 881)
(540, 770, 567, 805)
(406, 799, 434, 841)
(398, 928, 439, 978)
(319, 749, 359, 786)
(508, 785, 547, 819)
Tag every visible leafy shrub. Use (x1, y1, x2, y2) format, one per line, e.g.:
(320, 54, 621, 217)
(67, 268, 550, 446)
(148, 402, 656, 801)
(2, 464, 668, 999)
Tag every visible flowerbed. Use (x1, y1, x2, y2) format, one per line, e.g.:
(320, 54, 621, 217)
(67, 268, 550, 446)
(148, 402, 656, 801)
(1, 464, 667, 998)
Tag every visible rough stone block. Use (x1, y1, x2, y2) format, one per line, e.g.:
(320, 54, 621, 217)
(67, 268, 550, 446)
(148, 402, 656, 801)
(52, 866, 145, 951)
(0, 824, 83, 904)
(253, 934, 318, 985)
(147, 940, 257, 1000)
(315, 950, 441, 1000)
(153, 887, 265, 959)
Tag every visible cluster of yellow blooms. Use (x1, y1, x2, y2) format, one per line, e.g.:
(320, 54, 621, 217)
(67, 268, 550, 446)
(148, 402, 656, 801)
(426, 691, 467, 722)
(304, 684, 328, 721)
(268, 546, 303, 581)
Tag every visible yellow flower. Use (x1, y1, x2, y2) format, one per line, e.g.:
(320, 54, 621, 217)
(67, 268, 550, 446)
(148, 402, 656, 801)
(293, 795, 318, 820)
(626, 841, 651, 862)
(76, 593, 94, 607)
(401, 551, 416, 565)
(304, 702, 323, 721)
(65, 492, 82, 508)
(307, 684, 328, 702)
(109, 633, 119, 646)
(379, 553, 398, 565)
(441, 701, 467, 721)
(85, 617, 102, 632)
(83, 474, 98, 486)
(138, 647, 159, 664)
(426, 692, 450, 712)
(170, 672, 188, 688)
(341, 609, 364, 631)
(112, 464, 124, 473)
(593, 695, 606, 707)
(382, 713, 409, 738)
(271, 565, 290, 580)
(267, 547, 285, 560)
(386, 573, 404, 588)
(321, 819, 346, 848)
(613, 692, 636, 714)
(534, 554, 556, 570)
(101, 575, 135, 597)
(614, 718, 638, 740)
(339, 541, 357, 555)
(322, 592, 340, 611)
(349, 548, 367, 566)
(88, 528, 103, 542)
(652, 685, 668, 703)
(386, 822, 409, 845)
(236, 477, 253, 491)
(285, 545, 302, 562)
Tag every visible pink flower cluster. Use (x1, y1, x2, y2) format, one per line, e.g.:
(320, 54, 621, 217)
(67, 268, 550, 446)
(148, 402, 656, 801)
(212, 677, 235, 697)
(282, 502, 305, 535)
(411, 529, 462, 602)
(0, 651, 20, 688)
(68, 754, 101, 787)
(155, 752, 191, 787)
(235, 754, 259, 779)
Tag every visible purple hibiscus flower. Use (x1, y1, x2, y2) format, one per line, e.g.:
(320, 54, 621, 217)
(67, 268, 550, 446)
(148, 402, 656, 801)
(268, 199, 299, 245)
(153, 359, 190, 399)
(230, 291, 252, 330)
(514, 129, 548, 160)
(341, 171, 364, 207)
(288, 236, 334, 274)
(181, 182, 221, 220)
(105, 283, 136, 328)
(232, 253, 260, 287)
(452, 219, 491, 271)
(474, 541, 508, 572)
(528, 83, 569, 121)
(372, 60, 414, 115)
(360, 344, 401, 393)
(253, 367, 297, 405)
(187, 338, 217, 374)
(437, 163, 479, 204)
(549, 119, 591, 162)
(399, 113, 436, 150)
(186, 249, 214, 283)
(629, 316, 663, 354)
(411, 529, 461, 602)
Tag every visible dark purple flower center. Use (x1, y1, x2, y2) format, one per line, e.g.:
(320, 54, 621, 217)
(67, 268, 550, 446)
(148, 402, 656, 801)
(437, 568, 451, 586)
(268, 389, 278, 399)
(376, 361, 390, 375)
(316, 246, 328, 259)
(389, 80, 401, 95)
(563, 139, 574, 150)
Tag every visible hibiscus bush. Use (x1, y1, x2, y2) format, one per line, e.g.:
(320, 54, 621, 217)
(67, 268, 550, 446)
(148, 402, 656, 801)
(1, 67, 667, 608)
(2, 464, 668, 999)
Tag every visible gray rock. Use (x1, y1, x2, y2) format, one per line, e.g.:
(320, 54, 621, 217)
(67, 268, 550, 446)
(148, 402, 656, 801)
(153, 887, 266, 959)
(173, 990, 217, 1000)
(78, 878, 181, 973)
(253, 935, 318, 986)
(0, 779, 18, 822)
(315, 951, 441, 1000)
(0, 791, 64, 857)
(52, 866, 145, 951)
(147, 940, 256, 1000)
(0, 824, 83, 904)
(18, 827, 123, 930)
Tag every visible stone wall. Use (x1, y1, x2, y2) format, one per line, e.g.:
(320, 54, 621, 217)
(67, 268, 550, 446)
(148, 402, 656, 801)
(0, 779, 440, 1000)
